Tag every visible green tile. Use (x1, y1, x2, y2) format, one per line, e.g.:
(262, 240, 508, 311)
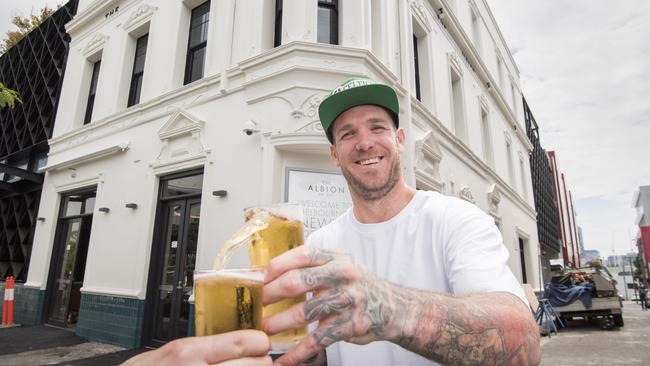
(77, 293, 145, 348)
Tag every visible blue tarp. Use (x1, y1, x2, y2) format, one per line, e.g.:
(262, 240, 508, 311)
(545, 282, 594, 309)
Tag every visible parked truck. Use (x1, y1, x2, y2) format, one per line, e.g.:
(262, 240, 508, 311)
(547, 261, 623, 329)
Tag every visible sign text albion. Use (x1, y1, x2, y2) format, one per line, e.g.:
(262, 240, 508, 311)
(307, 184, 345, 194)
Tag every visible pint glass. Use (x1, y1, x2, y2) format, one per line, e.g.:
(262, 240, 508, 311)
(245, 204, 306, 351)
(194, 268, 264, 336)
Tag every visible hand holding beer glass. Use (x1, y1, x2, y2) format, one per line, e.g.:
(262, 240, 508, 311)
(194, 203, 306, 353)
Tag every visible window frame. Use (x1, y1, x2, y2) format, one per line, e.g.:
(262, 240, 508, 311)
(274, 0, 283, 47)
(83, 60, 101, 125)
(127, 33, 149, 107)
(317, 0, 339, 45)
(183, 1, 211, 85)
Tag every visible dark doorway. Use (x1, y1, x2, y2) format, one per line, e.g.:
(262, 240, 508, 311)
(519, 237, 528, 284)
(45, 189, 95, 328)
(144, 170, 202, 347)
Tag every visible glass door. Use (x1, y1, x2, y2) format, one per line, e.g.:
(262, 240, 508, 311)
(46, 190, 95, 328)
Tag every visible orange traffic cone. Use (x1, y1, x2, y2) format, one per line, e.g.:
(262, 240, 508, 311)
(2, 276, 14, 327)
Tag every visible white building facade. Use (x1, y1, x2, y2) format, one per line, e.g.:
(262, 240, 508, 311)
(24, 0, 540, 347)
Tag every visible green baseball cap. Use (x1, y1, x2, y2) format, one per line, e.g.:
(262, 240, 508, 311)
(318, 78, 399, 143)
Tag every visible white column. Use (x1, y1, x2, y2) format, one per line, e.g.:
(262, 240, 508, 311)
(340, 0, 371, 50)
(144, 1, 188, 95)
(281, 0, 318, 44)
(205, 0, 236, 75)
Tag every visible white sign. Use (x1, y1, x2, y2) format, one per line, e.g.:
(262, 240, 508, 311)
(286, 169, 352, 237)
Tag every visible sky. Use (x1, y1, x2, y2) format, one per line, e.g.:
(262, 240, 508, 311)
(1, 1, 648, 257)
(0, 0, 63, 41)
(488, 1, 650, 256)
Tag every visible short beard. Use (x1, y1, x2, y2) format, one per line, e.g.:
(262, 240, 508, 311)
(340, 157, 402, 201)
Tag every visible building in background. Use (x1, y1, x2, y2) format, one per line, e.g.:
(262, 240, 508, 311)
(15, 0, 540, 348)
(0, 0, 78, 325)
(524, 98, 561, 283)
(581, 249, 601, 264)
(548, 150, 581, 268)
(633, 185, 650, 282)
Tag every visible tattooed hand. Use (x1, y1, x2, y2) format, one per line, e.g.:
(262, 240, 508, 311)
(262, 246, 410, 366)
(263, 246, 541, 366)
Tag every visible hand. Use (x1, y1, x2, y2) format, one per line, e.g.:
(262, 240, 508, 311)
(263, 246, 404, 366)
(121, 330, 272, 366)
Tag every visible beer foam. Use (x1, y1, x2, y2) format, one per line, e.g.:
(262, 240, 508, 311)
(195, 269, 264, 283)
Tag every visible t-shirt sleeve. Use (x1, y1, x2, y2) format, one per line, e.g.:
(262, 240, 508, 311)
(443, 199, 529, 307)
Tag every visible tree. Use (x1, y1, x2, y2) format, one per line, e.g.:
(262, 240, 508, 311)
(0, 83, 21, 108)
(0, 5, 57, 54)
(633, 253, 644, 282)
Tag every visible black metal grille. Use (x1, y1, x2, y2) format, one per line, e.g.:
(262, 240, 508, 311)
(524, 98, 561, 253)
(0, 0, 78, 281)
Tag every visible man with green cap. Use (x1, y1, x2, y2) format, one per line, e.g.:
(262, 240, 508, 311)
(263, 78, 540, 366)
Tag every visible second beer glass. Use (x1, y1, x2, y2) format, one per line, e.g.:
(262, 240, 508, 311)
(245, 203, 306, 352)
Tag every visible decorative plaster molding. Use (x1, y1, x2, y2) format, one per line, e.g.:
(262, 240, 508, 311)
(414, 130, 443, 192)
(41, 143, 129, 172)
(487, 183, 502, 218)
(458, 186, 475, 203)
(82, 33, 109, 59)
(518, 150, 525, 161)
(479, 95, 489, 112)
(153, 109, 207, 168)
(295, 120, 325, 134)
(123, 3, 157, 33)
(504, 131, 512, 144)
(448, 52, 463, 76)
(410, 0, 433, 33)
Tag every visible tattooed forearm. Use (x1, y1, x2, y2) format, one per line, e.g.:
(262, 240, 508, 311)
(391, 289, 540, 366)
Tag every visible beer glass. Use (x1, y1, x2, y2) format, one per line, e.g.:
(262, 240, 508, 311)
(194, 268, 264, 336)
(245, 203, 306, 352)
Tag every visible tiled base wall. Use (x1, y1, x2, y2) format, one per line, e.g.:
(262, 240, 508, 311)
(0, 283, 44, 326)
(76, 293, 145, 348)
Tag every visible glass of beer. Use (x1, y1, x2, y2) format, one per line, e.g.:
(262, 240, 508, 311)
(244, 203, 306, 352)
(194, 268, 264, 336)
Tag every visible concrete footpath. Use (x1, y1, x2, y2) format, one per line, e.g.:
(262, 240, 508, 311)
(541, 300, 650, 365)
(0, 325, 146, 365)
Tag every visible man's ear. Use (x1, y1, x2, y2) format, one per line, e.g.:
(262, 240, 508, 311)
(330, 144, 341, 167)
(396, 128, 406, 153)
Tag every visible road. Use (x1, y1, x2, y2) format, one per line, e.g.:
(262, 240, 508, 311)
(540, 300, 650, 365)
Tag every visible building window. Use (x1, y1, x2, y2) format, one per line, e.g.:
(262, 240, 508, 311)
(274, 0, 282, 47)
(481, 107, 493, 167)
(450, 68, 466, 141)
(184, 1, 210, 85)
(413, 34, 421, 101)
(511, 82, 518, 115)
(84, 60, 101, 125)
(127, 34, 149, 107)
(317, 0, 338, 45)
(520, 156, 528, 199)
(506, 140, 515, 187)
(519, 237, 528, 284)
(471, 8, 481, 54)
(496, 53, 504, 90)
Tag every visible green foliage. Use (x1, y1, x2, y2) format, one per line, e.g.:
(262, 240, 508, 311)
(1, 5, 57, 54)
(0, 82, 21, 108)
(633, 253, 643, 280)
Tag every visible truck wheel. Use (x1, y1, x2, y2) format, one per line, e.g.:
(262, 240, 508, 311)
(613, 314, 624, 327)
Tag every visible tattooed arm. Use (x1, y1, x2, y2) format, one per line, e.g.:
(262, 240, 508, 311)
(263, 246, 540, 366)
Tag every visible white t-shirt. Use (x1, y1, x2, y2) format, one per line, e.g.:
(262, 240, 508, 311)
(306, 190, 528, 366)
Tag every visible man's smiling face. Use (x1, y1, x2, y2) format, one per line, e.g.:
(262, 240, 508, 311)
(329, 105, 405, 201)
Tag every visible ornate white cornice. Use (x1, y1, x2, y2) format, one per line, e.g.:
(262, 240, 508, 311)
(123, 3, 157, 33)
(41, 143, 129, 172)
(458, 186, 475, 203)
(82, 33, 109, 59)
(410, 0, 433, 34)
(448, 52, 463, 76)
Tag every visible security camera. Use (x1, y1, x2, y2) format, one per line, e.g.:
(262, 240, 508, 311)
(243, 120, 259, 136)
